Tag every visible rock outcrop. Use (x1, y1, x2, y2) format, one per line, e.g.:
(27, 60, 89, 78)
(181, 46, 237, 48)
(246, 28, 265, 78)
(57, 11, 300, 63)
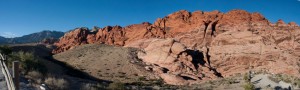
(288, 22, 299, 27)
(53, 10, 273, 53)
(52, 28, 90, 54)
(128, 38, 222, 85)
(53, 9, 300, 85)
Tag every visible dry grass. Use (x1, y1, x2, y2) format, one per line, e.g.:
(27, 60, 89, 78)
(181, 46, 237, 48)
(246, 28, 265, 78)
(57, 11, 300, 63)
(80, 83, 106, 90)
(26, 71, 44, 84)
(27, 71, 43, 79)
(45, 77, 69, 90)
(108, 81, 125, 90)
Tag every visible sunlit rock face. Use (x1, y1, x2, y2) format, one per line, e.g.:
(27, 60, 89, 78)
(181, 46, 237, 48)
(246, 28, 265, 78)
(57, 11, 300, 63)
(53, 9, 300, 85)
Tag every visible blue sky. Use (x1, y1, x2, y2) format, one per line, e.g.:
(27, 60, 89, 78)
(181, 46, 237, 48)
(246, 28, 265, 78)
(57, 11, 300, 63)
(0, 0, 299, 37)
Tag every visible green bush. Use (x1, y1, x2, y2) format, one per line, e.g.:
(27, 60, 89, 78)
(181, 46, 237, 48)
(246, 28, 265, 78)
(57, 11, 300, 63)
(8, 51, 47, 74)
(243, 73, 250, 82)
(108, 81, 125, 90)
(243, 82, 255, 90)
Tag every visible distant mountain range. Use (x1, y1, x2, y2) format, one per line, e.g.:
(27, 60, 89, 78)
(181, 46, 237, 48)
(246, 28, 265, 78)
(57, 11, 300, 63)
(0, 30, 65, 44)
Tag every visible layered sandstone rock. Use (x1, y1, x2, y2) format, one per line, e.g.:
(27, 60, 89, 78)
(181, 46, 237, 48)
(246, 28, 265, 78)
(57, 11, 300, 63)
(53, 28, 90, 54)
(127, 38, 222, 85)
(53, 10, 272, 53)
(53, 9, 300, 85)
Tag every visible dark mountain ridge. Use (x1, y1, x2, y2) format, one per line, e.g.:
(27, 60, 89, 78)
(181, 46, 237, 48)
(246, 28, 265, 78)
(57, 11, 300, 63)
(0, 30, 65, 44)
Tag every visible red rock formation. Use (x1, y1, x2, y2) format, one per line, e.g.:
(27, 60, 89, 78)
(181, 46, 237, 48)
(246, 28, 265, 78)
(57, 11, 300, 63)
(53, 9, 300, 85)
(53, 10, 272, 54)
(276, 19, 286, 26)
(288, 22, 299, 27)
(52, 28, 90, 54)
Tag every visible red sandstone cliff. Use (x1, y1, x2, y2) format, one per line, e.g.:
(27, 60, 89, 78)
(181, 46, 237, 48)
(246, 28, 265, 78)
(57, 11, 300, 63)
(53, 10, 283, 53)
(52, 10, 300, 85)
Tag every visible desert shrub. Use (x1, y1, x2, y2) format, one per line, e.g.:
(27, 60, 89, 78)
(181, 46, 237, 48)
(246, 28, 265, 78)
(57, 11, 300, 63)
(243, 73, 249, 81)
(243, 82, 255, 90)
(80, 83, 106, 90)
(8, 51, 47, 74)
(201, 73, 206, 77)
(269, 74, 293, 83)
(295, 79, 300, 88)
(208, 80, 214, 85)
(220, 78, 238, 85)
(108, 81, 125, 90)
(226, 78, 238, 84)
(268, 76, 280, 83)
(154, 78, 164, 85)
(45, 77, 69, 90)
(25, 71, 44, 84)
(280, 75, 292, 83)
(0, 45, 12, 55)
(27, 71, 43, 79)
(137, 76, 146, 82)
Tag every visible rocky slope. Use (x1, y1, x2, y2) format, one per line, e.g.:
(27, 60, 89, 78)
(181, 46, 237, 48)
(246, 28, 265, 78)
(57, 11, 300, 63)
(0, 30, 64, 44)
(53, 10, 300, 85)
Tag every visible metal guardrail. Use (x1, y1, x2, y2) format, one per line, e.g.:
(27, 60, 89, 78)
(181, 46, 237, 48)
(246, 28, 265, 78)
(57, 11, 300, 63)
(0, 53, 16, 90)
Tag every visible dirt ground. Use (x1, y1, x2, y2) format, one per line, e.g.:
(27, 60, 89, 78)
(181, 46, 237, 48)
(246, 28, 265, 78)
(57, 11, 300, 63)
(53, 44, 157, 83)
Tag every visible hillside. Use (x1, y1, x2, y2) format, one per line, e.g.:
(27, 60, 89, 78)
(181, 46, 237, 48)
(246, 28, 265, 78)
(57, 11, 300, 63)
(51, 9, 300, 85)
(0, 30, 64, 44)
(53, 44, 156, 83)
(0, 36, 7, 44)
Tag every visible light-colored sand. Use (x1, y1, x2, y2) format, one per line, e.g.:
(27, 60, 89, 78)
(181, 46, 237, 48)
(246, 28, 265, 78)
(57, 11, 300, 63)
(251, 74, 293, 89)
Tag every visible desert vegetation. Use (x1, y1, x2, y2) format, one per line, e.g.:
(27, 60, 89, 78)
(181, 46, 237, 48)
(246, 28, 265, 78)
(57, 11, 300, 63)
(243, 82, 255, 90)
(243, 73, 255, 90)
(80, 83, 106, 90)
(107, 81, 125, 90)
(0, 45, 47, 74)
(268, 74, 300, 88)
(8, 51, 47, 74)
(44, 76, 70, 90)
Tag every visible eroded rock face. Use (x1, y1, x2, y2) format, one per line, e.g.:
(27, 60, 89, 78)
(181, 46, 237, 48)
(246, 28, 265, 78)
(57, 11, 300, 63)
(127, 38, 222, 85)
(53, 28, 90, 54)
(53, 9, 300, 85)
(53, 10, 272, 53)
